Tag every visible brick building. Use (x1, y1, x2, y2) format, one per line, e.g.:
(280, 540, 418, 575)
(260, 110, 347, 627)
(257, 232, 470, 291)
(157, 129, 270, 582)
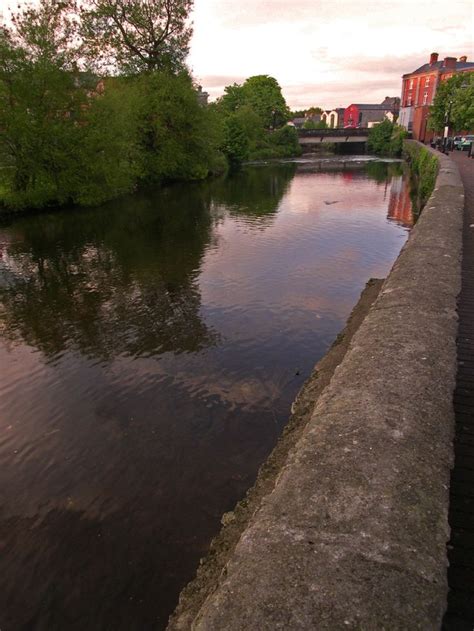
(398, 52, 474, 142)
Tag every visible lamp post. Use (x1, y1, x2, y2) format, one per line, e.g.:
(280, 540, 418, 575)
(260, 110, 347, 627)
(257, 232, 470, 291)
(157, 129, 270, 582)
(443, 98, 453, 153)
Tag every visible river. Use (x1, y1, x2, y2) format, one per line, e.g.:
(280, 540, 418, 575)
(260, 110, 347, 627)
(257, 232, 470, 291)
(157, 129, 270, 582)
(0, 157, 413, 630)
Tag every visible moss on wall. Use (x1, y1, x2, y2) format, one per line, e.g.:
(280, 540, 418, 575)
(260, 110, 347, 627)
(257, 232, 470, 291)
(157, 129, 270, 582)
(403, 141, 439, 215)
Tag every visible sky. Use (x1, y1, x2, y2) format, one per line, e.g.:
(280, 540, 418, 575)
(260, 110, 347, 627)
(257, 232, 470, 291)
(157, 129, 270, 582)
(1, 0, 473, 109)
(188, 0, 474, 109)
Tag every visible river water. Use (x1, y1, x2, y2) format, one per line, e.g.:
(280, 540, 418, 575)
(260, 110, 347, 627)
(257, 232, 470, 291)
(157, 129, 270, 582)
(0, 157, 413, 630)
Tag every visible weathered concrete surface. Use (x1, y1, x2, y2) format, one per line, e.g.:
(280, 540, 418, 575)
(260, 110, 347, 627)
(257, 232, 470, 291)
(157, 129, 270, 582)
(169, 144, 464, 631)
(168, 279, 384, 631)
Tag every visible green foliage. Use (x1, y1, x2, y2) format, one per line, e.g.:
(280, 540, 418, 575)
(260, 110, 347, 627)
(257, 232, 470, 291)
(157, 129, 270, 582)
(306, 107, 323, 116)
(403, 141, 439, 211)
(222, 115, 250, 166)
(138, 71, 224, 182)
(0, 0, 226, 213)
(367, 120, 407, 157)
(216, 75, 299, 165)
(0, 0, 88, 209)
(303, 118, 327, 130)
(290, 109, 306, 118)
(267, 125, 301, 157)
(240, 75, 290, 129)
(0, 0, 299, 213)
(72, 79, 144, 205)
(429, 73, 474, 132)
(80, 0, 193, 74)
(218, 75, 289, 129)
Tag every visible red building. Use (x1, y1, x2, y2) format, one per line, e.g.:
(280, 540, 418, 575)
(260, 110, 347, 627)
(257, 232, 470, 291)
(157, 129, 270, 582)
(343, 98, 400, 128)
(399, 52, 474, 142)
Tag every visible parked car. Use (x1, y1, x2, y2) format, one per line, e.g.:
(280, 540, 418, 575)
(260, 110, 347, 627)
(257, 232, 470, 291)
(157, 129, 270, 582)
(459, 135, 474, 151)
(430, 136, 442, 149)
(453, 136, 463, 149)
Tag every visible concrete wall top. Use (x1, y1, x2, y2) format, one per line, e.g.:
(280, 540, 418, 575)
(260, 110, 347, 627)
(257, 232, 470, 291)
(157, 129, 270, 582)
(180, 144, 464, 630)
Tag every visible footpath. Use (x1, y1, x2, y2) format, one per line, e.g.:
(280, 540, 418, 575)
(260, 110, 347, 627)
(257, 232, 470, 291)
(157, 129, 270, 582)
(443, 150, 474, 631)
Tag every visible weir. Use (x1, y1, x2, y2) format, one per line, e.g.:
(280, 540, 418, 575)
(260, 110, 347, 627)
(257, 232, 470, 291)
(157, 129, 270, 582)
(168, 144, 464, 630)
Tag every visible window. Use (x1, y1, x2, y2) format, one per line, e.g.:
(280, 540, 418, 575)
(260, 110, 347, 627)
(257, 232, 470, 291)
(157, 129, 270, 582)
(423, 92, 428, 105)
(425, 76, 430, 86)
(409, 79, 414, 89)
(407, 96, 412, 106)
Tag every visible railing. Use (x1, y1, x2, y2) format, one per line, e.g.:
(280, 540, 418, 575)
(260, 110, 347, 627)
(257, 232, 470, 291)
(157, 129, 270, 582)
(298, 128, 369, 137)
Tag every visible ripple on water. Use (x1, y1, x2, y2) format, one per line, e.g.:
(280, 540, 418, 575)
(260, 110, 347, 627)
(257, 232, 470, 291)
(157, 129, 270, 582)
(0, 160, 413, 629)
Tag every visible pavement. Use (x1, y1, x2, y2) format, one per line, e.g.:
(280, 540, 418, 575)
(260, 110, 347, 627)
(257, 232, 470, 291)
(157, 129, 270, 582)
(443, 149, 474, 631)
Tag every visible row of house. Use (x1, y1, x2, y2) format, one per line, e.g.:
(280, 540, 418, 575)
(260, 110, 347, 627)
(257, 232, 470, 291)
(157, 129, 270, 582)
(398, 52, 474, 142)
(289, 51, 473, 140)
(289, 97, 400, 130)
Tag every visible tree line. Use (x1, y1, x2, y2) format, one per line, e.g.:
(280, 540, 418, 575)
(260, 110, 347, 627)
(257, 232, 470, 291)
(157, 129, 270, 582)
(0, 0, 300, 212)
(428, 73, 474, 134)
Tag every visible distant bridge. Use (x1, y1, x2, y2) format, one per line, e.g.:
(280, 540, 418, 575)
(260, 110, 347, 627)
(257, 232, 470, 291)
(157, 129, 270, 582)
(297, 128, 369, 145)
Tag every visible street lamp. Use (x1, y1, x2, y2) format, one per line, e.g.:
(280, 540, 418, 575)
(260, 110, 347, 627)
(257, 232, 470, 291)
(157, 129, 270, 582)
(443, 98, 453, 153)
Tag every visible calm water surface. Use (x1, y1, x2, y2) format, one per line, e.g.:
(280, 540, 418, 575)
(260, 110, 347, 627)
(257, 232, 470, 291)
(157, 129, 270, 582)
(0, 158, 413, 630)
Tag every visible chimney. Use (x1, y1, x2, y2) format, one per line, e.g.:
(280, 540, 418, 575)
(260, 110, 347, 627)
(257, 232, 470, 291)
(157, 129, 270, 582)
(459, 55, 468, 63)
(443, 56, 457, 69)
(430, 52, 439, 64)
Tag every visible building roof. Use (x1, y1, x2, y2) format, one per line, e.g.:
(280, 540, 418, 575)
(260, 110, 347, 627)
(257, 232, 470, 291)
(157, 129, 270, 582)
(403, 60, 474, 77)
(349, 104, 388, 110)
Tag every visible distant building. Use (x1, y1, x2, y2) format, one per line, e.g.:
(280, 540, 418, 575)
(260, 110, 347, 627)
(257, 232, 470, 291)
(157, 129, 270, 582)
(398, 52, 474, 142)
(380, 96, 401, 114)
(196, 86, 209, 106)
(321, 108, 345, 128)
(344, 104, 389, 128)
(287, 117, 307, 129)
(289, 114, 321, 128)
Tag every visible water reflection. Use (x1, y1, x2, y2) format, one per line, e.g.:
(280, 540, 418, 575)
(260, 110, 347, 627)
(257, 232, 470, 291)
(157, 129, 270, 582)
(387, 174, 415, 228)
(0, 159, 412, 630)
(0, 188, 217, 359)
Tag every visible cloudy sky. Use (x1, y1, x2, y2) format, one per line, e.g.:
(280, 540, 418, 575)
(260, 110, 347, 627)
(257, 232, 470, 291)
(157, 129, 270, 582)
(188, 0, 474, 109)
(1, 0, 472, 109)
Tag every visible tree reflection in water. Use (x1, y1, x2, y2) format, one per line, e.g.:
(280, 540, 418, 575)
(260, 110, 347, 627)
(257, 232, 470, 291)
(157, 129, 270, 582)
(0, 163, 297, 631)
(0, 159, 411, 631)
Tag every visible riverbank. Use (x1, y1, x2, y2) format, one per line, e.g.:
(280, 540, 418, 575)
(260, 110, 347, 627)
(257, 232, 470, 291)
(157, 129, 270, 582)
(167, 143, 464, 629)
(168, 278, 384, 630)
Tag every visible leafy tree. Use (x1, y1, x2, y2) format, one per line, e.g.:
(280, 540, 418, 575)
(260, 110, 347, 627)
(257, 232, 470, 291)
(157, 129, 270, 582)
(72, 78, 144, 205)
(303, 118, 326, 130)
(0, 0, 86, 208)
(137, 71, 224, 182)
(429, 73, 474, 132)
(306, 106, 322, 116)
(268, 125, 300, 156)
(240, 75, 289, 129)
(367, 120, 407, 157)
(80, 0, 193, 74)
(290, 109, 306, 118)
(219, 83, 246, 113)
(222, 115, 249, 167)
